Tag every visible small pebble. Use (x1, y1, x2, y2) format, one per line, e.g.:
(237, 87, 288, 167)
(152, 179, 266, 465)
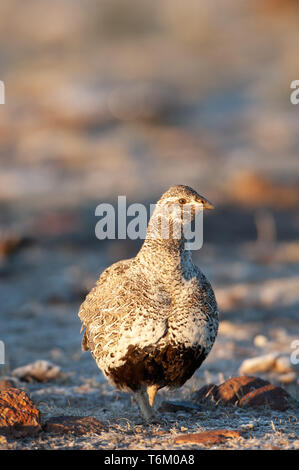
(277, 372, 296, 384)
(254, 335, 268, 347)
(239, 353, 279, 374)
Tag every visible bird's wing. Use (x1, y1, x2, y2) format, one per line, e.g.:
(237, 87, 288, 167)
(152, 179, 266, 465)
(78, 258, 133, 336)
(78, 258, 171, 359)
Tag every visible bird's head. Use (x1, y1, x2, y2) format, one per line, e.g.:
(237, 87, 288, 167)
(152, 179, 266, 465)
(158, 185, 214, 213)
(148, 185, 214, 242)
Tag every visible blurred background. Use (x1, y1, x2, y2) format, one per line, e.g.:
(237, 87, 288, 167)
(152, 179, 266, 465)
(0, 0, 298, 401)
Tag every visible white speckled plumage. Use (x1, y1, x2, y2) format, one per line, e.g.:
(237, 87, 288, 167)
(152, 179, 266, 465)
(78, 185, 219, 420)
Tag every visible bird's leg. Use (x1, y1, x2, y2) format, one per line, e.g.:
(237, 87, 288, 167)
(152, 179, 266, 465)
(147, 384, 159, 408)
(135, 388, 155, 421)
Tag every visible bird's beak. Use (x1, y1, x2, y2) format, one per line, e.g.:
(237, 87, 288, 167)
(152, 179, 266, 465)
(197, 196, 215, 210)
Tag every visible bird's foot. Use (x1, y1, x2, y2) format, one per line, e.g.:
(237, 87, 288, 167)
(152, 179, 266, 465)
(135, 389, 158, 423)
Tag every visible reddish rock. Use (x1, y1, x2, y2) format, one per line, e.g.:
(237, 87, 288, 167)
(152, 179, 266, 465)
(0, 388, 41, 437)
(192, 384, 218, 403)
(43, 416, 104, 436)
(238, 384, 290, 411)
(174, 429, 243, 446)
(194, 376, 290, 410)
(216, 376, 269, 405)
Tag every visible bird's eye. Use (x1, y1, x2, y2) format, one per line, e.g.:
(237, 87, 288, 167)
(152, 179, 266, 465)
(178, 198, 187, 204)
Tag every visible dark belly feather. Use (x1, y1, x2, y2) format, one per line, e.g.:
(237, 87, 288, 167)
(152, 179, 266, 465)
(106, 343, 207, 391)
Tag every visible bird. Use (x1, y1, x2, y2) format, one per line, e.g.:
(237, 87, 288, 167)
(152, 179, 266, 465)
(78, 185, 219, 421)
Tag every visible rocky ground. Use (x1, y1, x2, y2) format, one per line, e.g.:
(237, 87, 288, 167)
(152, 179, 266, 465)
(0, 232, 298, 450)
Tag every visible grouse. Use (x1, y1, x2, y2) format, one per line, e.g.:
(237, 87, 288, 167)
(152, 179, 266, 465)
(79, 185, 219, 420)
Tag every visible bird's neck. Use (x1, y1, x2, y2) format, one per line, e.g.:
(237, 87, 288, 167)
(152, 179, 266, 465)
(137, 218, 194, 278)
